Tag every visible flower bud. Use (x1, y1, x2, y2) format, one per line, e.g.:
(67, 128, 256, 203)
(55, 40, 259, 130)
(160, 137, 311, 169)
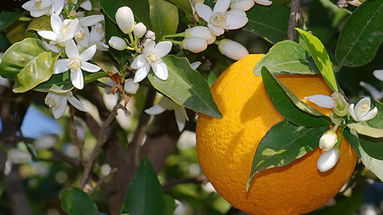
(115, 6, 135, 34)
(34, 134, 58, 149)
(108, 36, 127, 51)
(145, 30, 156, 41)
(218, 39, 249, 60)
(8, 149, 31, 164)
(230, 0, 255, 11)
(124, 78, 140, 94)
(133, 22, 147, 39)
(254, 0, 272, 6)
(319, 130, 337, 151)
(182, 37, 208, 53)
(317, 149, 339, 172)
(185, 26, 216, 44)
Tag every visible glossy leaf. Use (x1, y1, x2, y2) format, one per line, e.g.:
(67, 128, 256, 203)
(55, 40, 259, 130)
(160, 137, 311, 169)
(335, 0, 383, 67)
(27, 15, 51, 32)
(367, 100, 383, 129)
(121, 158, 164, 215)
(60, 188, 99, 215)
(164, 0, 192, 18)
(296, 28, 338, 92)
(245, 4, 289, 44)
(149, 0, 179, 40)
(247, 120, 328, 190)
(104, 16, 129, 65)
(343, 129, 361, 156)
(359, 142, 383, 182)
(359, 135, 383, 160)
(261, 67, 330, 127)
(254, 40, 319, 76)
(347, 123, 383, 138)
(148, 55, 222, 118)
(100, 0, 151, 27)
(0, 10, 22, 31)
(0, 38, 46, 78)
(163, 195, 177, 215)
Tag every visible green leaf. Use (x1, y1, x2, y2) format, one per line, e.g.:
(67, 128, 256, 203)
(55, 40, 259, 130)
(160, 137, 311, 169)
(104, 16, 129, 65)
(121, 158, 164, 215)
(359, 143, 383, 182)
(0, 10, 22, 31)
(261, 67, 330, 127)
(295, 28, 338, 92)
(13, 51, 59, 93)
(245, 4, 289, 44)
(254, 40, 319, 76)
(367, 100, 383, 129)
(164, 0, 192, 18)
(335, 0, 383, 67)
(0, 38, 46, 78)
(100, 0, 151, 27)
(149, 0, 179, 40)
(359, 135, 383, 160)
(343, 129, 361, 156)
(148, 55, 222, 118)
(247, 120, 328, 190)
(163, 195, 177, 215)
(60, 188, 99, 215)
(347, 123, 383, 138)
(27, 15, 51, 32)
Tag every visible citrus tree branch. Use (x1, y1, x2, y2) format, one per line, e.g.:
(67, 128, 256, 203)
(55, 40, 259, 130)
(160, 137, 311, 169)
(287, 0, 301, 41)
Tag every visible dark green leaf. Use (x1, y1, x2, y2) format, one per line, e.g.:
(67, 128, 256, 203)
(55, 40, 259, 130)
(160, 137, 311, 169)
(104, 16, 129, 65)
(359, 135, 383, 160)
(359, 143, 383, 182)
(261, 67, 330, 127)
(0, 10, 22, 31)
(164, 0, 193, 18)
(367, 100, 383, 129)
(247, 120, 328, 190)
(149, 0, 179, 40)
(13, 51, 59, 93)
(343, 129, 361, 156)
(121, 158, 164, 215)
(100, 0, 151, 27)
(0, 38, 46, 78)
(148, 55, 222, 118)
(254, 40, 319, 76)
(245, 4, 289, 44)
(60, 188, 99, 215)
(296, 28, 338, 92)
(335, 0, 383, 67)
(163, 195, 177, 215)
(27, 16, 51, 32)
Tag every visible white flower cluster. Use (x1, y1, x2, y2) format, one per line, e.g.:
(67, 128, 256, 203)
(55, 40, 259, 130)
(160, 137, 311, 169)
(305, 92, 378, 172)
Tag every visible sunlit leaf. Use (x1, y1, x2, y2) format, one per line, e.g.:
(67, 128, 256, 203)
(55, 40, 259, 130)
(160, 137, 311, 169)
(149, 0, 179, 40)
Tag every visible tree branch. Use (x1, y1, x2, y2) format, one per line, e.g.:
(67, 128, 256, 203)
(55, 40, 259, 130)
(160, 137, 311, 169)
(287, 0, 301, 41)
(162, 176, 208, 191)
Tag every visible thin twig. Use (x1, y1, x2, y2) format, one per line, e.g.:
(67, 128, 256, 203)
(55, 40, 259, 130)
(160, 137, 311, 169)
(89, 168, 118, 194)
(80, 104, 126, 189)
(48, 148, 81, 168)
(162, 176, 208, 191)
(69, 109, 84, 165)
(287, 0, 301, 41)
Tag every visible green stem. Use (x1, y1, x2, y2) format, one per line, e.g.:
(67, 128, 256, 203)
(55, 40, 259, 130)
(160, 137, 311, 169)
(163, 32, 186, 38)
(167, 39, 183, 45)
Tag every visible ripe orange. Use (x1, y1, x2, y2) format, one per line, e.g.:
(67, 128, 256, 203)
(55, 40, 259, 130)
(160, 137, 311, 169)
(196, 54, 358, 215)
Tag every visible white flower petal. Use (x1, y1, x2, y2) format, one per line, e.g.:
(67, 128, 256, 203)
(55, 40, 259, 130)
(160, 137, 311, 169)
(131, 54, 146, 69)
(317, 149, 339, 172)
(153, 41, 172, 57)
(22, 1, 36, 11)
(143, 40, 156, 53)
(218, 39, 249, 60)
(30, 9, 49, 18)
(195, 3, 213, 22)
(360, 81, 383, 100)
(185, 26, 215, 44)
(152, 62, 168, 80)
(52, 96, 68, 119)
(182, 37, 208, 53)
(81, 62, 101, 73)
(354, 97, 371, 118)
(43, 41, 60, 53)
(145, 105, 166, 115)
(254, 0, 272, 6)
(373, 70, 383, 81)
(124, 78, 140, 94)
(71, 68, 84, 89)
(305, 95, 335, 109)
(190, 61, 202, 70)
(51, 14, 63, 34)
(80, 0, 92, 11)
(67, 93, 88, 112)
(38, 31, 58, 41)
(208, 23, 225, 36)
(349, 104, 358, 121)
(133, 64, 150, 83)
(54, 59, 70, 74)
(230, 0, 255, 11)
(175, 107, 189, 132)
(213, 0, 231, 13)
(64, 19, 80, 41)
(115, 7, 134, 34)
(225, 10, 248, 30)
(359, 107, 378, 121)
(80, 45, 97, 61)
(79, 15, 104, 27)
(108, 36, 127, 51)
(65, 39, 80, 58)
(53, 0, 65, 14)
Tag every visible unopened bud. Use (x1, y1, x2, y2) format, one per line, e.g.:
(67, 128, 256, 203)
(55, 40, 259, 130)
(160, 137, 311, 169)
(182, 37, 208, 53)
(115, 6, 135, 34)
(8, 149, 31, 164)
(133, 22, 147, 39)
(230, 0, 255, 11)
(319, 130, 337, 151)
(124, 78, 140, 94)
(254, 0, 272, 6)
(34, 134, 58, 149)
(145, 30, 156, 41)
(317, 149, 339, 172)
(108, 36, 127, 51)
(185, 26, 216, 44)
(218, 39, 249, 60)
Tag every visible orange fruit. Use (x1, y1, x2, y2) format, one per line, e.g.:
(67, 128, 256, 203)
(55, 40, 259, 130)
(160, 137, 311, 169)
(196, 54, 357, 215)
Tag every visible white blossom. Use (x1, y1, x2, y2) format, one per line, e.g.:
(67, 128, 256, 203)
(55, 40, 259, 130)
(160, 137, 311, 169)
(38, 14, 79, 44)
(54, 39, 101, 89)
(360, 81, 383, 100)
(131, 40, 172, 82)
(190, 61, 202, 70)
(45, 91, 87, 119)
(218, 39, 249, 60)
(374, 70, 383, 81)
(254, 0, 272, 6)
(108, 36, 127, 51)
(349, 97, 378, 122)
(22, 0, 64, 17)
(317, 149, 339, 172)
(134, 22, 147, 39)
(145, 97, 189, 131)
(305, 92, 349, 117)
(185, 26, 216, 44)
(78, 15, 104, 28)
(124, 78, 140, 94)
(195, 0, 248, 36)
(182, 37, 208, 53)
(8, 149, 31, 164)
(230, 0, 254, 11)
(116, 6, 135, 34)
(319, 130, 337, 151)
(76, 24, 109, 51)
(34, 134, 58, 149)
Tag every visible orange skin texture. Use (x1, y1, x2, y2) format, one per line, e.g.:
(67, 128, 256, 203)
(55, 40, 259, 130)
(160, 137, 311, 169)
(196, 54, 358, 215)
